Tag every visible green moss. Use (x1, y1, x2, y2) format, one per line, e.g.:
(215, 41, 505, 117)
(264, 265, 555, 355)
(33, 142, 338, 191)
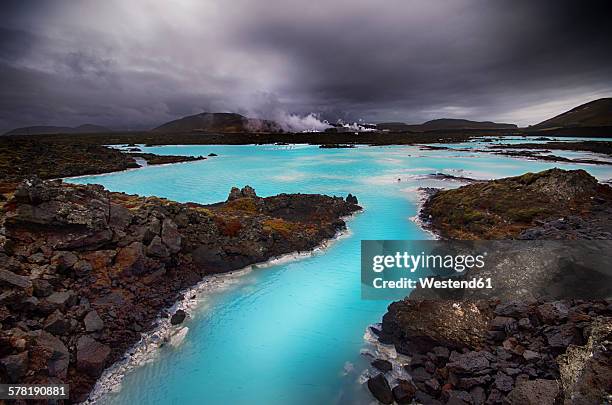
(506, 207, 551, 222)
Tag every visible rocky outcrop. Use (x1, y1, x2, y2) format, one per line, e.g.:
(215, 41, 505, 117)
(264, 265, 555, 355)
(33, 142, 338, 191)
(367, 169, 612, 404)
(421, 168, 612, 239)
(372, 299, 610, 405)
(0, 177, 361, 402)
(381, 301, 492, 353)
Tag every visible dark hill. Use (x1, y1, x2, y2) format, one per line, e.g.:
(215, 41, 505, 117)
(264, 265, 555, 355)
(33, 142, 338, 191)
(377, 118, 517, 132)
(152, 112, 282, 133)
(3, 124, 111, 136)
(533, 98, 612, 129)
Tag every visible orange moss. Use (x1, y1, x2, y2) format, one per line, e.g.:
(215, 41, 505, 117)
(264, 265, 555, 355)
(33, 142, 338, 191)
(263, 218, 298, 236)
(222, 198, 258, 213)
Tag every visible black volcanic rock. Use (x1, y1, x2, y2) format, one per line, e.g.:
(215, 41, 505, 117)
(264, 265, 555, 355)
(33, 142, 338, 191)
(371, 358, 392, 372)
(367, 374, 394, 404)
(368, 169, 612, 405)
(170, 310, 187, 325)
(0, 177, 361, 401)
(0, 140, 205, 186)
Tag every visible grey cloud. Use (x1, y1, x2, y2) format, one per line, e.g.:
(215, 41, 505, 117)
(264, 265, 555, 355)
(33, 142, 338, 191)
(0, 0, 611, 132)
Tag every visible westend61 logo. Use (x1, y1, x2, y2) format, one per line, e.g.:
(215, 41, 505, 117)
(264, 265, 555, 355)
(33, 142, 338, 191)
(360, 240, 612, 300)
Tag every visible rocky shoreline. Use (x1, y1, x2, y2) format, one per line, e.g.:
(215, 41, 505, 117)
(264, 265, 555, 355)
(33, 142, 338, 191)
(0, 139, 206, 192)
(0, 178, 361, 402)
(491, 141, 612, 156)
(366, 169, 612, 404)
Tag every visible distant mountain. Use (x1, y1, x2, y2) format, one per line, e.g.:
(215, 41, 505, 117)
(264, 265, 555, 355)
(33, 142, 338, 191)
(532, 98, 612, 129)
(375, 122, 414, 132)
(377, 118, 517, 132)
(152, 112, 282, 133)
(4, 124, 112, 136)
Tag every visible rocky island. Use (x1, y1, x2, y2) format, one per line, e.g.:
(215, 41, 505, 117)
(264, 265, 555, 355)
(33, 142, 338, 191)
(0, 178, 361, 401)
(367, 169, 612, 405)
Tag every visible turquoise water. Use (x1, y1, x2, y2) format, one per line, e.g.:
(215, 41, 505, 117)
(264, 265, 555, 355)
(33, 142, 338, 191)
(68, 143, 612, 405)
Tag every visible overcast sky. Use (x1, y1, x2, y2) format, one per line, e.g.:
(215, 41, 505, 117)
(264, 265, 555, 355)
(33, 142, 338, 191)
(1, 0, 611, 132)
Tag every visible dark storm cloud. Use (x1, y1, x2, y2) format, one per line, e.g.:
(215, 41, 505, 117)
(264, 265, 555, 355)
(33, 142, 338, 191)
(0, 0, 611, 132)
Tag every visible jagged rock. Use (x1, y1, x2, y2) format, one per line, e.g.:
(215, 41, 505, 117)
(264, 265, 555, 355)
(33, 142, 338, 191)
(415, 390, 443, 405)
(0, 269, 32, 289)
(82, 250, 116, 271)
(51, 251, 78, 271)
(490, 316, 516, 332)
(241, 185, 256, 198)
(557, 317, 612, 405)
(19, 296, 42, 313)
(109, 203, 133, 229)
(94, 291, 125, 306)
(143, 218, 161, 244)
(543, 324, 581, 348)
(518, 317, 532, 330)
(115, 242, 146, 274)
(32, 279, 53, 297)
(457, 375, 491, 389)
(424, 377, 441, 395)
(76, 336, 111, 377)
(522, 350, 540, 361)
(45, 290, 77, 310)
(346, 193, 358, 204)
(443, 390, 472, 405)
(536, 302, 569, 324)
(470, 386, 486, 405)
(392, 379, 417, 404)
(73, 260, 93, 276)
(0, 351, 29, 382)
(33, 330, 69, 378)
(84, 310, 104, 332)
(228, 186, 242, 201)
(494, 300, 530, 317)
(506, 379, 560, 405)
(410, 366, 432, 382)
(161, 219, 181, 254)
(447, 351, 492, 374)
(367, 374, 393, 404)
(170, 309, 186, 325)
(28, 252, 46, 264)
(146, 235, 169, 258)
(43, 310, 70, 335)
(493, 371, 513, 392)
(432, 346, 450, 361)
(227, 185, 257, 201)
(371, 359, 392, 372)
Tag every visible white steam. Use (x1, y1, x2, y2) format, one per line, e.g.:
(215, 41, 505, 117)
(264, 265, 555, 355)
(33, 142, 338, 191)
(274, 111, 331, 132)
(241, 92, 375, 133)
